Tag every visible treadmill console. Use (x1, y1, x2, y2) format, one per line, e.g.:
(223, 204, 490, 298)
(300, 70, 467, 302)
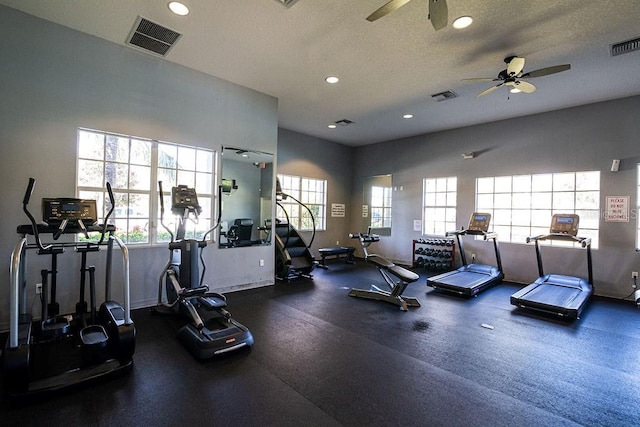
(43, 198, 98, 225)
(550, 214, 579, 235)
(171, 185, 202, 216)
(468, 213, 491, 232)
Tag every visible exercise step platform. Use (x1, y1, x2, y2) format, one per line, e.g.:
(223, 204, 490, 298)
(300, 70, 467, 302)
(317, 246, 356, 269)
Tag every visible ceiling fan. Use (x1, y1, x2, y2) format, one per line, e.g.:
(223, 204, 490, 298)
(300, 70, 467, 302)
(367, 0, 448, 31)
(464, 56, 571, 98)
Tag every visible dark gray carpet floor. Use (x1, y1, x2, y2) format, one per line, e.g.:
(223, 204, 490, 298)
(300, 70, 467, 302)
(2, 260, 640, 426)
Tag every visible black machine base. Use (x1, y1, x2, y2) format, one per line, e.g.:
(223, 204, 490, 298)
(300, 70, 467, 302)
(177, 317, 254, 360)
(2, 301, 135, 398)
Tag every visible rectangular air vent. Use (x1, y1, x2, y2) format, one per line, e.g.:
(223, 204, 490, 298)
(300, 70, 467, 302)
(431, 90, 457, 102)
(127, 16, 182, 57)
(274, 0, 301, 8)
(334, 119, 355, 126)
(611, 37, 640, 57)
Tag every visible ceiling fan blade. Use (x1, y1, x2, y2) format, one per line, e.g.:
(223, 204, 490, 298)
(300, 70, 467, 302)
(463, 78, 499, 82)
(477, 83, 503, 97)
(366, 0, 412, 22)
(429, 0, 448, 31)
(521, 64, 571, 78)
(513, 80, 536, 93)
(507, 57, 525, 77)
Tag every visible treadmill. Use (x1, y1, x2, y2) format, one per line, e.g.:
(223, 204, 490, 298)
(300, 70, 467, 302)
(510, 214, 593, 320)
(427, 213, 504, 296)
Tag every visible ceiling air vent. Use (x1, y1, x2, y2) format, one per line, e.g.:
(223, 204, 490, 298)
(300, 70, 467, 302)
(431, 90, 457, 102)
(127, 16, 182, 57)
(334, 119, 355, 126)
(274, 0, 301, 8)
(611, 37, 640, 57)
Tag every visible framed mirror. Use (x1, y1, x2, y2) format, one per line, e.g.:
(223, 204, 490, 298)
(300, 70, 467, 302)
(219, 147, 274, 248)
(363, 174, 392, 236)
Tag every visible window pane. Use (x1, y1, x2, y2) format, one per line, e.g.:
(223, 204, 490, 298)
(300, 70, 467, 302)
(477, 177, 493, 193)
(105, 134, 129, 163)
(78, 130, 104, 160)
(159, 143, 177, 168)
(553, 173, 575, 191)
(532, 174, 552, 192)
(78, 159, 104, 187)
(105, 162, 129, 189)
(513, 175, 531, 192)
(131, 139, 151, 166)
(196, 149, 213, 173)
(130, 165, 151, 191)
(494, 176, 512, 193)
(553, 192, 575, 210)
(178, 146, 196, 171)
(576, 191, 599, 209)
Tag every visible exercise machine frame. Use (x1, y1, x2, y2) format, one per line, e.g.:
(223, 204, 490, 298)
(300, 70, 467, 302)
(3, 178, 135, 398)
(348, 231, 420, 311)
(154, 182, 253, 359)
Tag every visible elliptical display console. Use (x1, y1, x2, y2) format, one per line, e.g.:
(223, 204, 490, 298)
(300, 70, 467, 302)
(2, 178, 135, 398)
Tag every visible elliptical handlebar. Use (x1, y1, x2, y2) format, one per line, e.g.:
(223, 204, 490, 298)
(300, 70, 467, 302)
(158, 181, 175, 243)
(97, 182, 116, 245)
(23, 178, 51, 251)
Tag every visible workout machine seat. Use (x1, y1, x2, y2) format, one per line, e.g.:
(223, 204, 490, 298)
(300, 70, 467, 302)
(317, 246, 355, 269)
(510, 274, 592, 320)
(348, 233, 420, 311)
(428, 263, 503, 297)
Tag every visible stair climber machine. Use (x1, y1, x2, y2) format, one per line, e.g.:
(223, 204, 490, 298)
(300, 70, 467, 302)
(152, 182, 253, 359)
(2, 178, 135, 398)
(274, 178, 316, 281)
(427, 213, 504, 297)
(348, 231, 420, 311)
(510, 214, 593, 320)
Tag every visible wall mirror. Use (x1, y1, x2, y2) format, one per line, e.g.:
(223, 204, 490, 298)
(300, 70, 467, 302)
(362, 174, 392, 236)
(219, 147, 274, 248)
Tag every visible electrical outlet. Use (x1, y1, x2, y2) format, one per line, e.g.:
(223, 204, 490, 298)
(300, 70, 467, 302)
(35, 283, 42, 294)
(632, 271, 638, 279)
(471, 253, 476, 262)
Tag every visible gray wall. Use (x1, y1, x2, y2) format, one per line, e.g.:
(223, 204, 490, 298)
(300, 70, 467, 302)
(350, 95, 640, 299)
(277, 129, 355, 257)
(0, 6, 278, 326)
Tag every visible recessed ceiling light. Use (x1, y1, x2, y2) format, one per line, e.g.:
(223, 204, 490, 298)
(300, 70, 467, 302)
(168, 2, 189, 16)
(328, 124, 337, 129)
(325, 76, 339, 84)
(403, 114, 414, 119)
(452, 16, 473, 29)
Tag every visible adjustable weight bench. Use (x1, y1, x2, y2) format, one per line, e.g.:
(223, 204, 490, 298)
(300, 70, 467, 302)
(348, 233, 420, 311)
(317, 246, 356, 269)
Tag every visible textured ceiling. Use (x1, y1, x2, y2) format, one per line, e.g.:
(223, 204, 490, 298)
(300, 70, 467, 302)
(1, 0, 639, 146)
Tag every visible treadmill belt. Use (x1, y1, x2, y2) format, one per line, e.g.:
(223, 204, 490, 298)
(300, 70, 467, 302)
(428, 264, 503, 296)
(510, 274, 593, 319)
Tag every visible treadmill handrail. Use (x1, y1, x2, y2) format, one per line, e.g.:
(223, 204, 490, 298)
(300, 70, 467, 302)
(527, 233, 591, 247)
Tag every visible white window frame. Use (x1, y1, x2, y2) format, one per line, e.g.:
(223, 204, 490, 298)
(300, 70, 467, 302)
(276, 174, 327, 231)
(370, 185, 392, 229)
(476, 171, 600, 248)
(76, 128, 216, 245)
(423, 176, 457, 235)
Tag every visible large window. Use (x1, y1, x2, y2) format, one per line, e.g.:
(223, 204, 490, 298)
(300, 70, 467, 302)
(371, 185, 392, 228)
(476, 171, 600, 247)
(77, 129, 215, 245)
(276, 174, 327, 231)
(423, 177, 457, 235)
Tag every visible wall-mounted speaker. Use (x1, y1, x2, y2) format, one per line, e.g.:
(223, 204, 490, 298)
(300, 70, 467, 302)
(611, 159, 620, 172)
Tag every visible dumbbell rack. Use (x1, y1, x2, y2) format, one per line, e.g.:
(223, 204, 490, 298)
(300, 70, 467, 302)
(413, 238, 455, 271)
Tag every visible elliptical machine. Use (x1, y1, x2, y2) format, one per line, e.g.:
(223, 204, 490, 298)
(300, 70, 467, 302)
(3, 178, 135, 397)
(153, 182, 253, 359)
